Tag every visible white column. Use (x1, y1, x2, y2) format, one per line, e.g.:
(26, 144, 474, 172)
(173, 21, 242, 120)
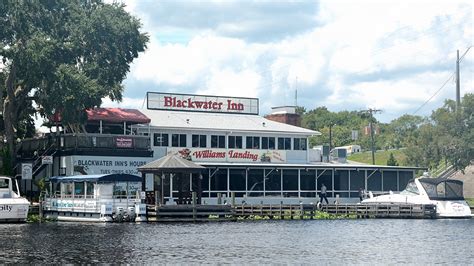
(170, 174, 174, 201)
(298, 169, 301, 198)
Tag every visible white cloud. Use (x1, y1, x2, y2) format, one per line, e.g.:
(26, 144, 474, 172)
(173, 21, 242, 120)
(120, 0, 473, 122)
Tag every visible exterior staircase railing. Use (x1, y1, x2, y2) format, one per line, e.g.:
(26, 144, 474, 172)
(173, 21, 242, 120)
(430, 160, 457, 179)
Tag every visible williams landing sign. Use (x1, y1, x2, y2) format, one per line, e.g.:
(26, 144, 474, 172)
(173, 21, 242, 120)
(147, 92, 259, 115)
(169, 148, 286, 163)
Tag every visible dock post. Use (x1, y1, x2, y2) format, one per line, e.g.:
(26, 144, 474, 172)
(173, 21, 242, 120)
(299, 203, 303, 219)
(231, 192, 235, 207)
(39, 200, 43, 223)
(217, 193, 222, 205)
(192, 192, 197, 222)
(280, 201, 283, 219)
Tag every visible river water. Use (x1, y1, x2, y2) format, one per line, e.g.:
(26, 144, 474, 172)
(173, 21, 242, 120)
(0, 219, 472, 264)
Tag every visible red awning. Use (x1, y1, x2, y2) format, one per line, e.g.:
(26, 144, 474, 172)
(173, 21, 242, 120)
(85, 108, 151, 124)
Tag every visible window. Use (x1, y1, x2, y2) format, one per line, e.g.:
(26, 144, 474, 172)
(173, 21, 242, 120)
(192, 134, 207, 148)
(294, 138, 307, 150)
(86, 183, 94, 197)
(0, 178, 9, 189)
(278, 137, 291, 150)
(246, 136, 260, 149)
(172, 134, 187, 147)
(211, 135, 226, 148)
(74, 182, 84, 196)
(153, 133, 168, 146)
(401, 181, 419, 195)
(261, 137, 275, 150)
(228, 136, 242, 149)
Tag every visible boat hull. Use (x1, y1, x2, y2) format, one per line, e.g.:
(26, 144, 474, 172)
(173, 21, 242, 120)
(0, 200, 30, 222)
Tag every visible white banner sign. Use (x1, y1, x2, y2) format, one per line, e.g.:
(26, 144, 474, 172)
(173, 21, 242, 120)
(147, 92, 259, 115)
(69, 156, 153, 176)
(42, 156, 53, 165)
(169, 148, 286, 163)
(21, 163, 33, 180)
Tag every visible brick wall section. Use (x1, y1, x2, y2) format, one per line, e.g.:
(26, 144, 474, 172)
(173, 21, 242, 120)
(264, 113, 301, 127)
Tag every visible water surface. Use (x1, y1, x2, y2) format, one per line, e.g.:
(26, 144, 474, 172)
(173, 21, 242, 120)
(0, 219, 472, 264)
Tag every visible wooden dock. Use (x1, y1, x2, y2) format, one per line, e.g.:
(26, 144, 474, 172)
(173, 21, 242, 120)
(147, 205, 235, 222)
(146, 203, 438, 221)
(234, 203, 437, 219)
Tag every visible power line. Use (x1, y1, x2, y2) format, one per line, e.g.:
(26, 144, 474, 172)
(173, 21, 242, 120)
(412, 46, 472, 115)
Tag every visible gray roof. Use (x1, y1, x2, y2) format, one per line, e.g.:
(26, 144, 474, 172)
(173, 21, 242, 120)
(140, 109, 319, 136)
(197, 162, 427, 170)
(138, 152, 206, 173)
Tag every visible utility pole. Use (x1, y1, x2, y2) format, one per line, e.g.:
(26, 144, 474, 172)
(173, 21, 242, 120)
(362, 108, 382, 165)
(456, 49, 461, 111)
(294, 76, 298, 107)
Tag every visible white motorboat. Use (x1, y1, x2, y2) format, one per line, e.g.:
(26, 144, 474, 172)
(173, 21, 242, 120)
(0, 176, 30, 222)
(362, 175, 472, 218)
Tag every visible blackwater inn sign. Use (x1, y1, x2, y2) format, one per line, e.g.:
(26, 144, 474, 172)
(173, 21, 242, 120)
(147, 92, 259, 115)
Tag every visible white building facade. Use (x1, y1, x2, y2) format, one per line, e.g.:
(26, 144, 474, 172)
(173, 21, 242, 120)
(132, 92, 422, 204)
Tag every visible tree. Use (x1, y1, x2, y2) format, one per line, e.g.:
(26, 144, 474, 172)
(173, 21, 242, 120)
(404, 94, 473, 172)
(0, 1, 149, 164)
(386, 152, 399, 166)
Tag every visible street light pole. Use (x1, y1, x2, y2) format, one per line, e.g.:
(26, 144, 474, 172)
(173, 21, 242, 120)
(361, 109, 381, 165)
(369, 121, 375, 165)
(329, 124, 333, 154)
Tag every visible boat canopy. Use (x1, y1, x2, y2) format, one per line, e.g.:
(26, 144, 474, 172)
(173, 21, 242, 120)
(50, 174, 142, 183)
(418, 178, 464, 200)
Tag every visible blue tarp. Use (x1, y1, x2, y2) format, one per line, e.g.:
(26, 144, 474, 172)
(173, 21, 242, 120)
(50, 174, 142, 183)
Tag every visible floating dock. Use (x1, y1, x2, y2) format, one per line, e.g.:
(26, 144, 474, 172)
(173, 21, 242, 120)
(146, 203, 439, 222)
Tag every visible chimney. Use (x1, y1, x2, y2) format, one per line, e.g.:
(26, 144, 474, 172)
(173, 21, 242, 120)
(264, 106, 301, 127)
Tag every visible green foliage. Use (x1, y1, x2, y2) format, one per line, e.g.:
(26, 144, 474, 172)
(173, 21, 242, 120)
(404, 94, 473, 171)
(302, 107, 374, 148)
(386, 152, 399, 166)
(466, 198, 474, 207)
(302, 94, 472, 171)
(0, 147, 13, 176)
(0, 0, 149, 158)
(348, 150, 407, 166)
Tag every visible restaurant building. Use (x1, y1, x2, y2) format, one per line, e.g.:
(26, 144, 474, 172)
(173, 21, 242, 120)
(18, 92, 424, 204)
(134, 92, 422, 204)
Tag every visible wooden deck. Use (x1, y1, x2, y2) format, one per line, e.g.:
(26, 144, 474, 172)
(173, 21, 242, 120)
(146, 203, 438, 221)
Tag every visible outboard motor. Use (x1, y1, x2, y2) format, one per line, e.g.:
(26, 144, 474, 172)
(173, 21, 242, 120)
(125, 206, 136, 222)
(113, 207, 125, 222)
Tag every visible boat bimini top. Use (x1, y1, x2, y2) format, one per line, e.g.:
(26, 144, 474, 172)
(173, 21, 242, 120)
(416, 178, 464, 201)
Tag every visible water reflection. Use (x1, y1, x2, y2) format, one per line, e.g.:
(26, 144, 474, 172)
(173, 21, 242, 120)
(0, 219, 472, 264)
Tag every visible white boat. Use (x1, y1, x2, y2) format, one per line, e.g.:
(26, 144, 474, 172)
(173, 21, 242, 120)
(0, 176, 30, 222)
(43, 174, 147, 222)
(362, 175, 472, 218)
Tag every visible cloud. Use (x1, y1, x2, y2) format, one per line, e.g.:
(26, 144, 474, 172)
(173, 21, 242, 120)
(119, 0, 473, 123)
(133, 1, 320, 43)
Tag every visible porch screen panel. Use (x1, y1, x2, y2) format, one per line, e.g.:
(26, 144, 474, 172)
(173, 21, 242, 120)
(300, 169, 316, 197)
(229, 169, 246, 197)
(350, 170, 365, 197)
(383, 171, 398, 191)
(282, 169, 298, 197)
(247, 169, 264, 196)
(367, 171, 382, 191)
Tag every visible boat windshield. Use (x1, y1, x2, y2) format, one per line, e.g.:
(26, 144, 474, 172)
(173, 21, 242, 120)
(0, 178, 9, 189)
(400, 181, 419, 195)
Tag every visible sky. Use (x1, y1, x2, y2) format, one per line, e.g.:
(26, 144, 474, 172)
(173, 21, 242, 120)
(103, 0, 473, 123)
